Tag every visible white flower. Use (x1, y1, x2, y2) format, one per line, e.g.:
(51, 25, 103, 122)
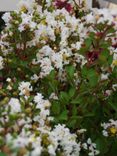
(93, 8, 114, 24)
(44, 100, 51, 108)
(105, 90, 112, 96)
(74, 53, 87, 67)
(46, 0, 52, 7)
(51, 52, 63, 69)
(48, 145, 56, 156)
(6, 78, 11, 82)
(31, 74, 39, 82)
(0, 56, 4, 70)
(34, 93, 44, 109)
(60, 27, 70, 47)
(101, 119, 117, 137)
(45, 12, 57, 27)
(102, 130, 108, 137)
(8, 98, 21, 114)
(18, 13, 36, 32)
(49, 124, 82, 156)
(87, 138, 100, 156)
(112, 84, 117, 91)
(47, 26, 56, 41)
(18, 0, 35, 12)
(85, 13, 95, 24)
(77, 129, 87, 134)
(71, 42, 82, 50)
(101, 73, 109, 81)
(13, 136, 29, 148)
(40, 109, 50, 120)
(82, 143, 88, 150)
(6, 133, 13, 143)
(49, 93, 58, 100)
(37, 45, 54, 60)
(7, 85, 12, 90)
(39, 57, 53, 78)
(31, 148, 42, 156)
(18, 81, 32, 96)
(2, 12, 12, 24)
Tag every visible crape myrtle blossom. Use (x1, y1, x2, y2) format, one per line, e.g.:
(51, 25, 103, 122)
(8, 98, 21, 114)
(0, 92, 99, 156)
(18, 13, 37, 32)
(18, 81, 33, 96)
(0, 2, 88, 81)
(101, 119, 117, 137)
(87, 8, 117, 25)
(39, 57, 54, 78)
(1, 0, 117, 155)
(2, 12, 12, 26)
(18, 0, 36, 12)
(45, 0, 52, 7)
(82, 139, 100, 156)
(49, 92, 58, 100)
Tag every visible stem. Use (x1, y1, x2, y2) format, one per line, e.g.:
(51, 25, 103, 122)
(42, 0, 46, 12)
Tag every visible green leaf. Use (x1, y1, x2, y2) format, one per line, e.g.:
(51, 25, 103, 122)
(99, 50, 110, 65)
(95, 136, 109, 154)
(85, 38, 92, 48)
(68, 88, 76, 98)
(71, 96, 83, 105)
(109, 102, 117, 112)
(66, 65, 75, 79)
(51, 101, 60, 115)
(87, 69, 99, 87)
(67, 118, 76, 128)
(59, 92, 69, 104)
(58, 110, 68, 121)
(0, 153, 7, 156)
(108, 55, 113, 65)
(81, 66, 88, 78)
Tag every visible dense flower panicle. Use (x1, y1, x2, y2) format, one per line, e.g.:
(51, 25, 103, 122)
(0, 91, 99, 156)
(0, 0, 117, 155)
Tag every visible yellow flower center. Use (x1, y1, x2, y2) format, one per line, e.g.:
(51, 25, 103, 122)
(20, 5, 28, 13)
(110, 127, 117, 135)
(30, 137, 36, 142)
(113, 60, 117, 66)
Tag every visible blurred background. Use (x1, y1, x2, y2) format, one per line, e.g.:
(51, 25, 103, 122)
(95, 0, 117, 8)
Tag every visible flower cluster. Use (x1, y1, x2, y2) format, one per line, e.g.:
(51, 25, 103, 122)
(0, 0, 117, 155)
(0, 88, 99, 156)
(101, 119, 117, 137)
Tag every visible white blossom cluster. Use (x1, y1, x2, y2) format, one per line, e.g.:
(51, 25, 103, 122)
(101, 119, 117, 137)
(85, 8, 117, 25)
(33, 8, 88, 80)
(1, 0, 117, 155)
(18, 81, 33, 97)
(1, 0, 117, 83)
(0, 0, 88, 82)
(82, 138, 100, 156)
(0, 88, 99, 156)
